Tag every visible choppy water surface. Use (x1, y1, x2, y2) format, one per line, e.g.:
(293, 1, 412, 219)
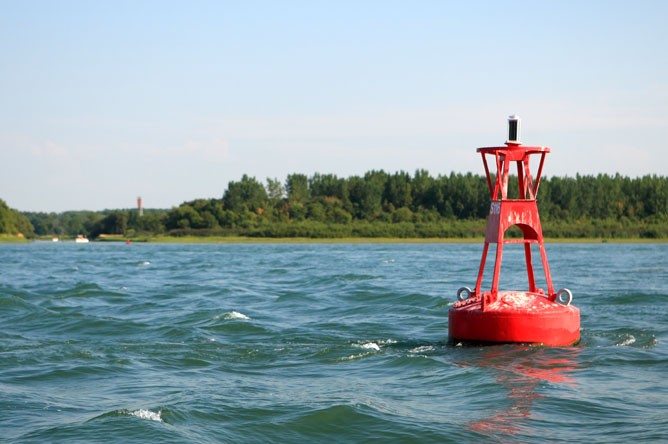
(1, 242, 667, 443)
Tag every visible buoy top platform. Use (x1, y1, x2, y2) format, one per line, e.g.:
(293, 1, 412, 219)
(448, 116, 580, 346)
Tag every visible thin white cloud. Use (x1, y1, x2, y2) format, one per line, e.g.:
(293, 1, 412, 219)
(183, 138, 230, 161)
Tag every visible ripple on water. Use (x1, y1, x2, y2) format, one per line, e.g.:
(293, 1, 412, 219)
(1, 242, 668, 443)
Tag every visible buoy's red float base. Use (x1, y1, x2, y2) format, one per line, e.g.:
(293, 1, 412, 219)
(449, 291, 580, 346)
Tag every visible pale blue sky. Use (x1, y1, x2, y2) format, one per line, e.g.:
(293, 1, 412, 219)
(1, 1, 667, 212)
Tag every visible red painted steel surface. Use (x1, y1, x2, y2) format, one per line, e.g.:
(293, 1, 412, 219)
(449, 140, 581, 345)
(449, 291, 580, 346)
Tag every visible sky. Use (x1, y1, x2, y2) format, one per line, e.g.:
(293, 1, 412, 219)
(1, 1, 667, 212)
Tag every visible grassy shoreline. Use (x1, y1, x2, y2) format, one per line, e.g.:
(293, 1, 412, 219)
(107, 235, 668, 244)
(5, 234, 667, 244)
(0, 234, 30, 243)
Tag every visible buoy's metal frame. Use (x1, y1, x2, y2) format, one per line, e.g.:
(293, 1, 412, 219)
(448, 116, 580, 346)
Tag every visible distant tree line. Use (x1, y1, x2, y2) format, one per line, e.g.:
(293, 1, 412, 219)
(23, 209, 167, 239)
(10, 171, 668, 240)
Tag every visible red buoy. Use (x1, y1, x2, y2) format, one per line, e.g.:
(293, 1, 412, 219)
(449, 116, 580, 346)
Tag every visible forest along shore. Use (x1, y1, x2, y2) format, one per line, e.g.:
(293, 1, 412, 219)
(5, 171, 668, 240)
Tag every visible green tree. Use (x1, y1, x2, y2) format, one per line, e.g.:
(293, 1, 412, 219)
(392, 207, 413, 223)
(223, 175, 268, 212)
(89, 211, 128, 238)
(310, 173, 342, 197)
(25, 212, 56, 235)
(411, 169, 432, 209)
(266, 177, 285, 206)
(347, 171, 387, 219)
(286, 174, 309, 203)
(289, 202, 307, 221)
(306, 201, 326, 222)
(165, 205, 202, 230)
(0, 199, 35, 237)
(384, 171, 412, 209)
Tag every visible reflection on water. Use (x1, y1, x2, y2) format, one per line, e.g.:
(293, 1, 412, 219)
(458, 346, 581, 438)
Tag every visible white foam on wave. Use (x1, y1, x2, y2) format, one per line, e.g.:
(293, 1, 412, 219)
(342, 340, 396, 360)
(618, 335, 636, 346)
(131, 409, 162, 422)
(340, 353, 367, 361)
(383, 259, 395, 263)
(409, 345, 435, 353)
(216, 311, 250, 320)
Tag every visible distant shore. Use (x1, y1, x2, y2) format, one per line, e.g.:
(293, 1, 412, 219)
(138, 235, 668, 244)
(8, 234, 667, 244)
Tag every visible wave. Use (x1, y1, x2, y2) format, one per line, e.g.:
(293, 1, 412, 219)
(215, 311, 250, 321)
(54, 282, 104, 297)
(275, 291, 320, 304)
(587, 327, 658, 349)
(356, 342, 380, 351)
(303, 273, 379, 287)
(409, 345, 436, 353)
(14, 363, 126, 383)
(91, 408, 164, 423)
(338, 352, 375, 362)
(129, 409, 162, 422)
(617, 335, 636, 346)
(261, 403, 454, 442)
(338, 291, 442, 312)
(48, 283, 129, 303)
(0, 290, 42, 314)
(600, 292, 668, 305)
(203, 321, 269, 336)
(338, 339, 399, 361)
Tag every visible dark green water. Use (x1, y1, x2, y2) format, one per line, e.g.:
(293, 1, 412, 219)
(1, 242, 667, 443)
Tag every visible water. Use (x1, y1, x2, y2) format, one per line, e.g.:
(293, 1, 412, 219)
(1, 242, 667, 443)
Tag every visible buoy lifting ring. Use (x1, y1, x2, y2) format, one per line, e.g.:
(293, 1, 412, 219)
(555, 288, 573, 306)
(457, 287, 473, 301)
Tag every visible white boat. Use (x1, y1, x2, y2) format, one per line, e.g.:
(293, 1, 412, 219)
(52, 237, 59, 242)
(75, 235, 89, 243)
